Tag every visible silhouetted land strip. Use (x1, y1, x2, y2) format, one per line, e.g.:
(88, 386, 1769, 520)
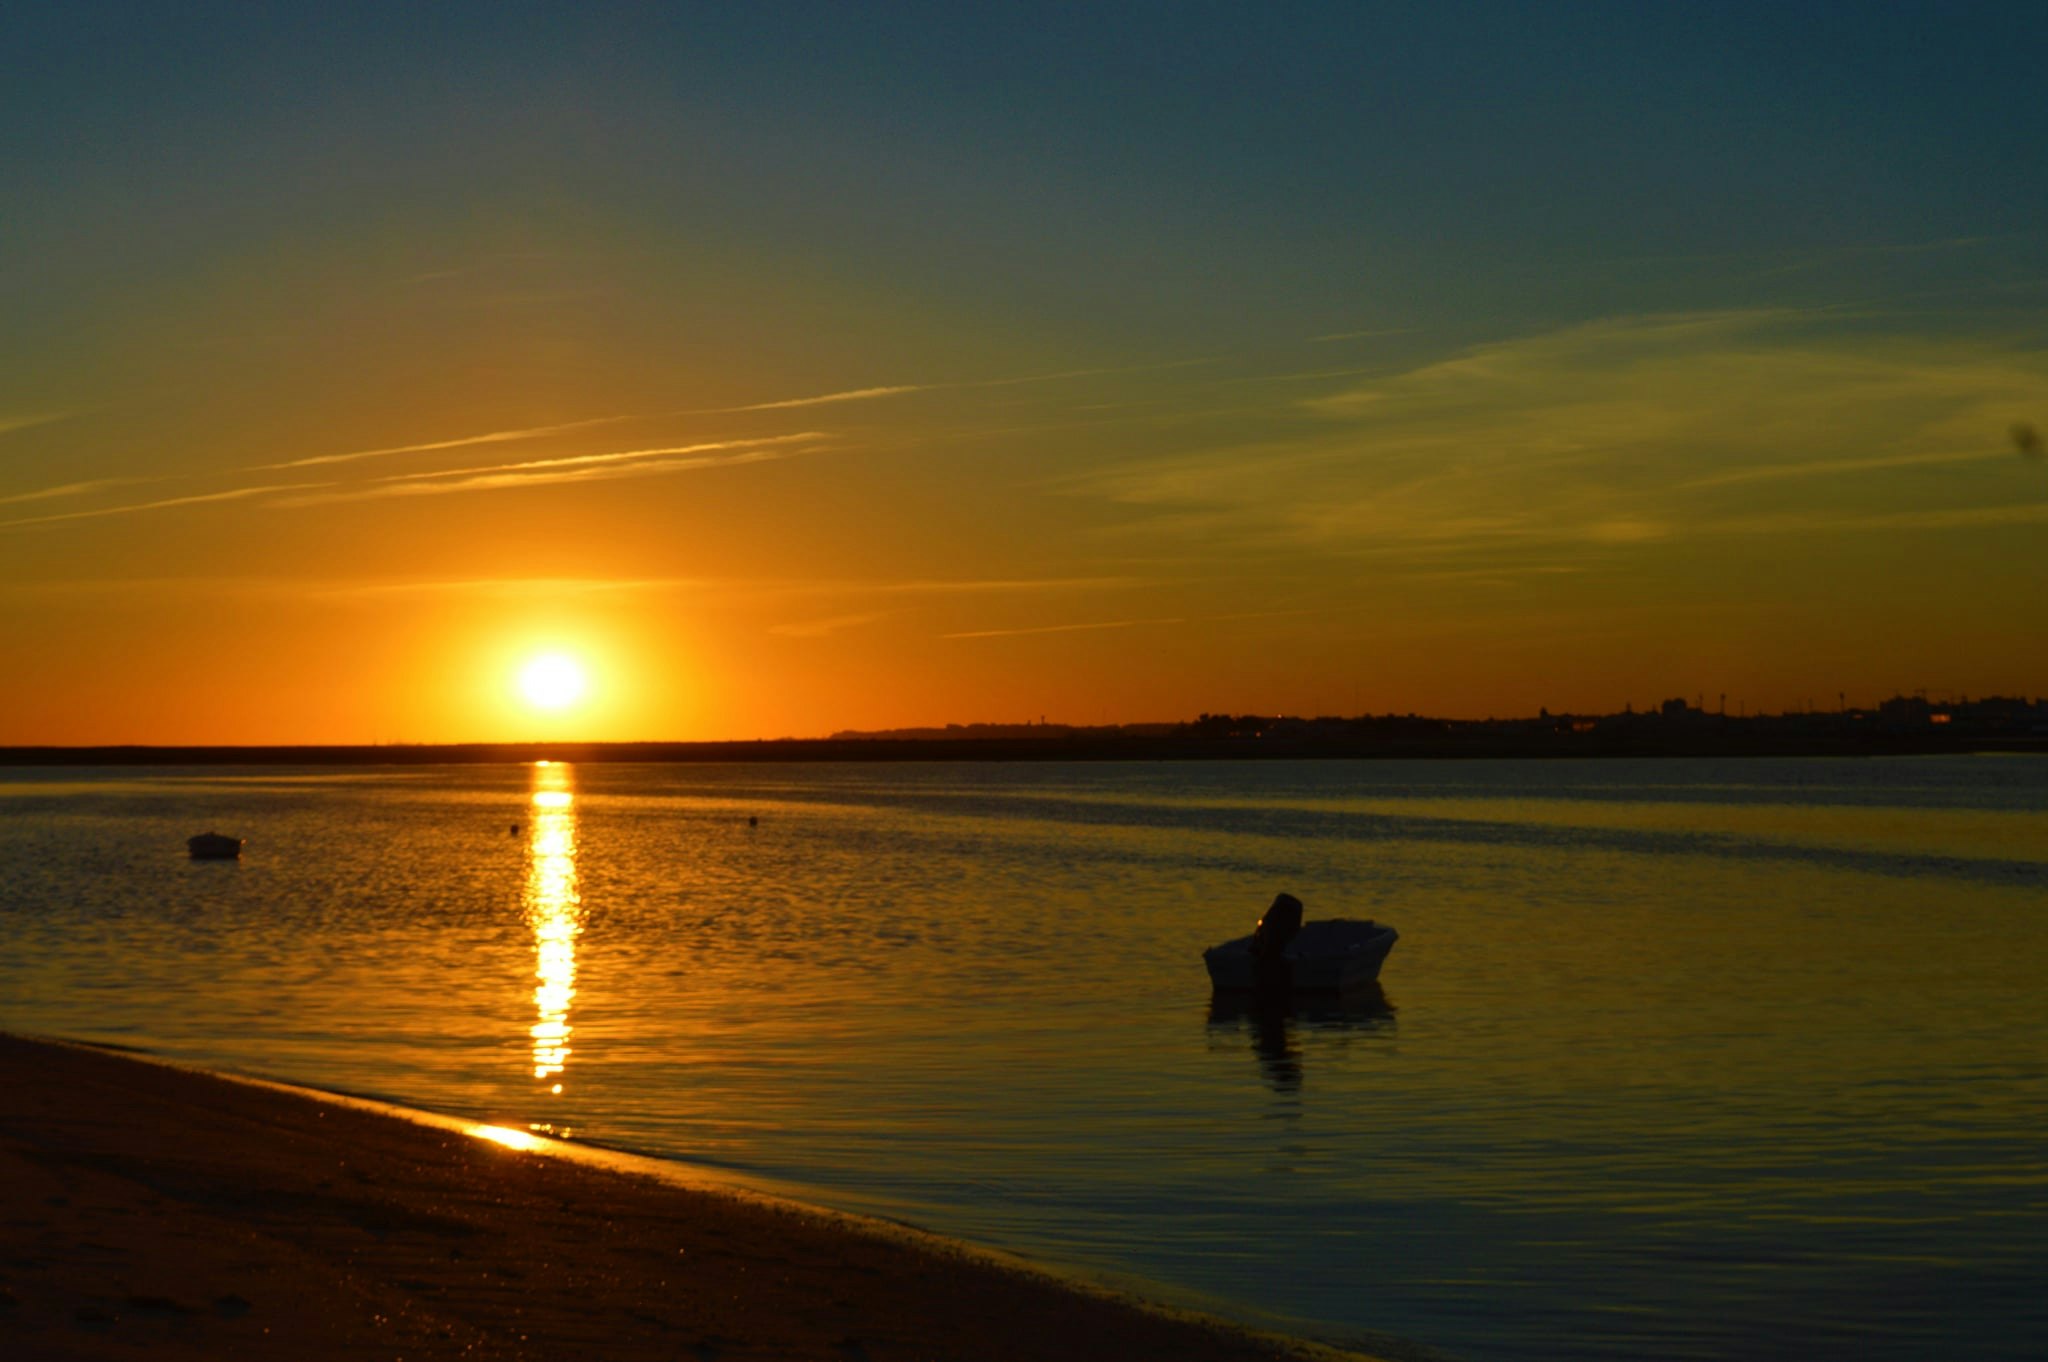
(4, 721, 2044, 768)
(7, 694, 2043, 765)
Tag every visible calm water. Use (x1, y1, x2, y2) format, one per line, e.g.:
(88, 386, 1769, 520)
(2, 757, 2044, 1360)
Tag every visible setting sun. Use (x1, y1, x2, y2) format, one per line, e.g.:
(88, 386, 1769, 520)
(518, 654, 588, 712)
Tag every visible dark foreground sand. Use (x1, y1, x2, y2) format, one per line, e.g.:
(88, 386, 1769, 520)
(0, 1034, 1382, 1361)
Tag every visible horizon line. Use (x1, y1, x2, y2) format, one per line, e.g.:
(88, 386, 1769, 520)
(3, 691, 2041, 755)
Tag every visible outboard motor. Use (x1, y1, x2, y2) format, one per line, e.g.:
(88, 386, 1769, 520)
(1251, 892, 1304, 959)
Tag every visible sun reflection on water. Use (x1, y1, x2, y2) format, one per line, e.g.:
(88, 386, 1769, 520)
(525, 762, 582, 1090)
(468, 1123, 544, 1152)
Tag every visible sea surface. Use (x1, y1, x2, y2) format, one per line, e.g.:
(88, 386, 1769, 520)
(2, 757, 2044, 1361)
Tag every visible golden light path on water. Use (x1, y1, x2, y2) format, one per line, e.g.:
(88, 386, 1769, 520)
(524, 762, 581, 1092)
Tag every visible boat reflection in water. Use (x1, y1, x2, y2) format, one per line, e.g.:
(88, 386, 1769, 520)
(525, 762, 583, 1094)
(1207, 983, 1396, 1096)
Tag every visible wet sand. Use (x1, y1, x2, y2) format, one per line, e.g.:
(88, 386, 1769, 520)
(0, 1033, 1379, 1361)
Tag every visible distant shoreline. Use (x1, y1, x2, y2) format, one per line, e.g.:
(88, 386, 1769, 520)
(4, 730, 2043, 766)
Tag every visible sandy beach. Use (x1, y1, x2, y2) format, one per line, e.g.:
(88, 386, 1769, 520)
(0, 1032, 1380, 1361)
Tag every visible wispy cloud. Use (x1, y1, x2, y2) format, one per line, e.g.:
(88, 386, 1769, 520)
(0, 574, 292, 598)
(848, 576, 1141, 597)
(372, 433, 823, 485)
(239, 356, 1212, 485)
(1, 482, 337, 530)
(307, 576, 711, 601)
(945, 616, 1184, 640)
(1705, 500, 2048, 537)
(1395, 564, 1590, 582)
(1312, 327, 1415, 343)
(771, 577, 1158, 637)
(944, 601, 1350, 641)
(4, 434, 827, 528)
(0, 477, 140, 509)
(1677, 447, 2002, 490)
(1226, 365, 1390, 386)
(0, 573, 705, 605)
(0, 412, 69, 439)
(276, 441, 819, 507)
(769, 611, 894, 638)
(958, 357, 1218, 389)
(709, 358, 1215, 415)
(724, 386, 925, 412)
(1062, 309, 2048, 567)
(165, 573, 1141, 605)
(325, 574, 1134, 600)
(253, 414, 658, 472)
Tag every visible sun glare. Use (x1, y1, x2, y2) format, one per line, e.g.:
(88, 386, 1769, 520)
(518, 653, 588, 711)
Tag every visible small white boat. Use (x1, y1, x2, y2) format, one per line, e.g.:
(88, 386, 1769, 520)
(1204, 893, 1397, 992)
(186, 832, 244, 860)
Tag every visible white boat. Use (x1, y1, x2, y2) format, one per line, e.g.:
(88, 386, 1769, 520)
(186, 832, 244, 860)
(1204, 893, 1397, 992)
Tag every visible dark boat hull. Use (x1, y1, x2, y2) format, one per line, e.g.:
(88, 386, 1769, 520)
(1204, 919, 1397, 992)
(186, 833, 243, 859)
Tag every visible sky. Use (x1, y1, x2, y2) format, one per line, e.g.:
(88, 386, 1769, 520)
(4, 2, 2047, 744)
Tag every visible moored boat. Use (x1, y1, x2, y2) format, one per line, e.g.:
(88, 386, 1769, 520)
(186, 832, 244, 860)
(1204, 892, 1396, 992)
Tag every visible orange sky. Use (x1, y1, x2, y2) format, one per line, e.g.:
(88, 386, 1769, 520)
(4, 10, 2047, 744)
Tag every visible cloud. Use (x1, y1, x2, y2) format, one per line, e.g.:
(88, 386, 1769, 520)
(234, 357, 1212, 489)
(944, 616, 1184, 640)
(732, 576, 1155, 620)
(306, 576, 711, 601)
(1677, 447, 2001, 489)
(957, 357, 1218, 389)
(254, 414, 658, 472)
(0, 482, 337, 530)
(369, 433, 823, 485)
(706, 358, 1214, 415)
(314, 574, 1134, 603)
(1226, 366, 1389, 387)
(1311, 328, 1416, 343)
(0, 572, 703, 603)
(943, 601, 1363, 642)
(1706, 500, 2048, 537)
(4, 412, 709, 514)
(724, 386, 925, 412)
(0, 412, 69, 439)
(1394, 564, 1589, 583)
(30, 573, 1140, 608)
(0, 477, 139, 509)
(0, 574, 285, 598)
(768, 611, 894, 638)
(275, 443, 817, 507)
(841, 576, 1142, 597)
(1063, 309, 2048, 567)
(0, 416, 115, 508)
(4, 434, 825, 527)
